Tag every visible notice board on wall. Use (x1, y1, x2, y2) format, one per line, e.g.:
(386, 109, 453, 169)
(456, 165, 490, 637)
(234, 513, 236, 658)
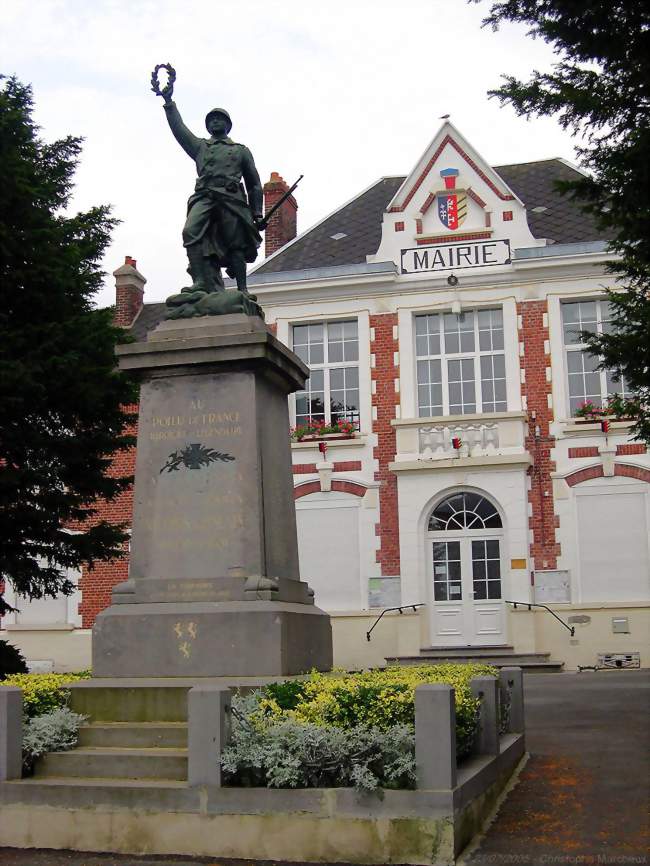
(534, 570, 570, 604)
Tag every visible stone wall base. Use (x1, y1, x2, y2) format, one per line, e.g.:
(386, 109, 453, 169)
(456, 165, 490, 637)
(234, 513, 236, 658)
(0, 735, 524, 865)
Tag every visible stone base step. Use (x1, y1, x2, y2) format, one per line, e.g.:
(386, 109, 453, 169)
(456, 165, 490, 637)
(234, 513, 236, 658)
(420, 645, 516, 655)
(78, 722, 187, 749)
(386, 653, 564, 672)
(34, 747, 188, 781)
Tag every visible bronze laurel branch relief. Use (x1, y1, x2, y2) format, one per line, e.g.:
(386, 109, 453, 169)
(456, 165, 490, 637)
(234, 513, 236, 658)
(160, 443, 235, 474)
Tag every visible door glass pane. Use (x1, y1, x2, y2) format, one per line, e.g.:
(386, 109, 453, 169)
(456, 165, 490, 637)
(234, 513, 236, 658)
(472, 538, 501, 600)
(432, 541, 462, 602)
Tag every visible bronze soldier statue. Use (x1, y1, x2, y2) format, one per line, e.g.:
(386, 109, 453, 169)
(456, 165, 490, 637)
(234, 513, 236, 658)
(152, 65, 262, 299)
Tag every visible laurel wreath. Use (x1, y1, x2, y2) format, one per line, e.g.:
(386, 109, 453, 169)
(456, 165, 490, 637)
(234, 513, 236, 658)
(151, 63, 177, 98)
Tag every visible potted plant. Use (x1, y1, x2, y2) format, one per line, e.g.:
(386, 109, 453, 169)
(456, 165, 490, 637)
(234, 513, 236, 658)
(290, 418, 358, 442)
(573, 394, 639, 424)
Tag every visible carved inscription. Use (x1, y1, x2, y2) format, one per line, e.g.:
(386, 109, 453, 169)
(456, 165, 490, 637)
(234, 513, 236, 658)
(149, 406, 242, 442)
(136, 394, 251, 570)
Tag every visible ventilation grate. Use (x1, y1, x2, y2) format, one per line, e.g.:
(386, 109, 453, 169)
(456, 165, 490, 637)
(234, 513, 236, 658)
(597, 652, 640, 669)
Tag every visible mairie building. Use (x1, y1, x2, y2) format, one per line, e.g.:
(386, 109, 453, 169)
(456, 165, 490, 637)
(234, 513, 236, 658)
(3, 122, 649, 673)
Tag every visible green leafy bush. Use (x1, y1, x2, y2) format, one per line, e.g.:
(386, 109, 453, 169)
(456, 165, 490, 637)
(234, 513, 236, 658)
(260, 663, 497, 759)
(223, 664, 499, 790)
(0, 640, 28, 678)
(22, 707, 87, 773)
(222, 693, 415, 792)
(0, 671, 91, 718)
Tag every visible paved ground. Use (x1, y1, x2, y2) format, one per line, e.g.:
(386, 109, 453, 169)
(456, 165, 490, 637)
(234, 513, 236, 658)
(0, 670, 648, 866)
(462, 669, 650, 865)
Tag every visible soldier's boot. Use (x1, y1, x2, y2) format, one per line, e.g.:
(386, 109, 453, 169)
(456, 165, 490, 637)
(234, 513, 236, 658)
(229, 252, 248, 294)
(183, 244, 208, 294)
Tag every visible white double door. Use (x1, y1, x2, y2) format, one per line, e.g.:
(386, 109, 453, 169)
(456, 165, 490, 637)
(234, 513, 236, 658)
(428, 531, 506, 647)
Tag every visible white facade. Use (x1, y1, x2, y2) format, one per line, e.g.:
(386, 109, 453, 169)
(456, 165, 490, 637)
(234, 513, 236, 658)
(253, 122, 650, 670)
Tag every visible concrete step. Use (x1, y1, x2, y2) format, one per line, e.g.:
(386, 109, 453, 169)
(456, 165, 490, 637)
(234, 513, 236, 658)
(34, 747, 188, 781)
(385, 654, 564, 672)
(69, 685, 189, 722)
(77, 722, 187, 749)
(420, 645, 516, 655)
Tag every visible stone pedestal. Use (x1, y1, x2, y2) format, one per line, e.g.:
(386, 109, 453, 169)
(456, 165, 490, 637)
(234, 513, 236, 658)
(92, 314, 332, 677)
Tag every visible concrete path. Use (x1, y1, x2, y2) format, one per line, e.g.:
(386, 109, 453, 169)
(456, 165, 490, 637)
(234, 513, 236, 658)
(0, 670, 648, 865)
(463, 669, 650, 865)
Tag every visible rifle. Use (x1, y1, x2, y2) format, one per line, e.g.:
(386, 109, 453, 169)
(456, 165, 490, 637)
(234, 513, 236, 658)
(258, 175, 303, 231)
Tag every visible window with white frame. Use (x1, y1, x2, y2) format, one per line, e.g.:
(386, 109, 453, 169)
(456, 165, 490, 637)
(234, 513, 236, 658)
(562, 299, 631, 415)
(415, 309, 506, 417)
(292, 321, 360, 426)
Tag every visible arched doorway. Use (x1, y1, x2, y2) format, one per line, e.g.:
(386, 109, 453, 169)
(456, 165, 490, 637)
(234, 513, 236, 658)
(426, 490, 507, 647)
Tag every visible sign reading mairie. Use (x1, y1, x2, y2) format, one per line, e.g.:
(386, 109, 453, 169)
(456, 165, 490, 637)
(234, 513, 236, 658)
(401, 239, 511, 275)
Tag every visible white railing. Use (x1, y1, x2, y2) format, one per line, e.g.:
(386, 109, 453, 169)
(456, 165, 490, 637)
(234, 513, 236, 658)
(419, 422, 500, 457)
(392, 412, 528, 463)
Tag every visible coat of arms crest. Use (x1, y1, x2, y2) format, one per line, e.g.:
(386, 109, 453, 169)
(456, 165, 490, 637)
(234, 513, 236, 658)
(437, 168, 467, 230)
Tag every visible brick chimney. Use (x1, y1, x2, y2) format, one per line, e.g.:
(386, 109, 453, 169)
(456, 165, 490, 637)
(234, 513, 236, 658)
(113, 255, 146, 327)
(263, 172, 298, 258)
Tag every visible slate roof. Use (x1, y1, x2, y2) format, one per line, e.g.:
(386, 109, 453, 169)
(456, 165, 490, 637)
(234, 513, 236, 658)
(496, 159, 608, 246)
(255, 158, 608, 275)
(130, 158, 609, 337)
(130, 302, 166, 342)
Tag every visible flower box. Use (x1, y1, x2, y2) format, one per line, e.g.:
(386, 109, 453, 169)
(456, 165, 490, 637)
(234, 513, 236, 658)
(290, 419, 359, 442)
(294, 432, 356, 442)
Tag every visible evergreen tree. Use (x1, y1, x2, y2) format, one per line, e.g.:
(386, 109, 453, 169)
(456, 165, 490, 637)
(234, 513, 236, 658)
(477, 1, 650, 437)
(0, 76, 137, 615)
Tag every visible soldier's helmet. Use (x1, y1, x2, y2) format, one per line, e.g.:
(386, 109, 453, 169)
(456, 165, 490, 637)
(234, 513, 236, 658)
(205, 108, 232, 134)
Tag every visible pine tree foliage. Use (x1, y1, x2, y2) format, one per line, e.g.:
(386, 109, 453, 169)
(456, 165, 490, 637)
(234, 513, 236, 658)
(0, 76, 137, 611)
(477, 1, 650, 438)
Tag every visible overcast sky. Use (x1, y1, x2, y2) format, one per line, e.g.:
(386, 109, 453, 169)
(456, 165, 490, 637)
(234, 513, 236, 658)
(1, 0, 577, 307)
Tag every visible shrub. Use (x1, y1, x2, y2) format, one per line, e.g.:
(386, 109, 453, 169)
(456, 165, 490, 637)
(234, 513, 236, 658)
(222, 664, 498, 790)
(0, 640, 28, 678)
(261, 663, 497, 759)
(1, 671, 91, 718)
(22, 707, 87, 773)
(222, 693, 415, 792)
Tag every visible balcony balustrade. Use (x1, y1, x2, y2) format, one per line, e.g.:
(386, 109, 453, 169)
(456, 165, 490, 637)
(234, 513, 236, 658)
(391, 412, 529, 469)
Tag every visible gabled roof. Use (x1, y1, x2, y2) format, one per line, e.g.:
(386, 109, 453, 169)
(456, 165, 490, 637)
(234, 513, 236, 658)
(255, 158, 608, 275)
(254, 177, 405, 275)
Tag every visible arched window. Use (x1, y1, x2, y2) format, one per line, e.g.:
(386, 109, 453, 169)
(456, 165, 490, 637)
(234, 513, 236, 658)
(428, 491, 502, 531)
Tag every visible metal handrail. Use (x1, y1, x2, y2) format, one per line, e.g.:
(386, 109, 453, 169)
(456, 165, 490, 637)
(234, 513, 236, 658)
(505, 600, 575, 637)
(366, 604, 425, 642)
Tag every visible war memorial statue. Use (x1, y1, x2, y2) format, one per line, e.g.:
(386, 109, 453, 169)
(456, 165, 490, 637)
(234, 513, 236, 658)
(86, 64, 332, 677)
(151, 64, 299, 319)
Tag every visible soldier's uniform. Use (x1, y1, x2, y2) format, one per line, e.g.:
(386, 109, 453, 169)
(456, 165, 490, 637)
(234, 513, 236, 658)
(163, 101, 262, 290)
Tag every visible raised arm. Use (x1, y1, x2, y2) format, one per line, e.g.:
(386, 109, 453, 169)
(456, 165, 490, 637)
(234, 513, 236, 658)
(162, 100, 201, 160)
(241, 147, 263, 220)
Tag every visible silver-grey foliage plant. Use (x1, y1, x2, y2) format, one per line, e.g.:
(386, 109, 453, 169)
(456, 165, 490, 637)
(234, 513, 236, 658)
(22, 707, 87, 763)
(220, 693, 416, 792)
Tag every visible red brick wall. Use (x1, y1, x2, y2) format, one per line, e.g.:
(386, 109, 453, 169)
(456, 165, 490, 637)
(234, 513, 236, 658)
(568, 447, 599, 458)
(617, 444, 646, 455)
(294, 480, 366, 499)
(114, 257, 144, 328)
(370, 313, 400, 575)
(78, 409, 137, 627)
(263, 173, 297, 258)
(292, 461, 362, 474)
(518, 301, 560, 570)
